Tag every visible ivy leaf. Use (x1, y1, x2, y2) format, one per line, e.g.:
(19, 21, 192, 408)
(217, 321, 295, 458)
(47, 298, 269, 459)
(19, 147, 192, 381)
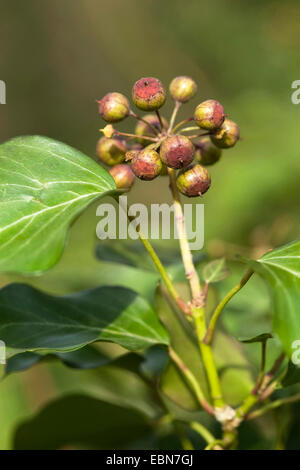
(0, 284, 169, 352)
(243, 240, 300, 357)
(282, 361, 300, 387)
(202, 258, 231, 284)
(13, 395, 151, 450)
(0, 136, 116, 274)
(4, 345, 121, 375)
(239, 333, 273, 344)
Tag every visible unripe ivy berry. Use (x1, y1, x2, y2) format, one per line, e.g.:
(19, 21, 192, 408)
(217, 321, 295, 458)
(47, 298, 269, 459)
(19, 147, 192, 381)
(96, 137, 126, 166)
(211, 118, 240, 148)
(131, 149, 162, 180)
(132, 77, 166, 111)
(169, 76, 197, 103)
(160, 135, 195, 169)
(135, 114, 168, 146)
(194, 99, 225, 131)
(176, 164, 211, 197)
(97, 92, 130, 122)
(195, 136, 222, 166)
(109, 164, 135, 191)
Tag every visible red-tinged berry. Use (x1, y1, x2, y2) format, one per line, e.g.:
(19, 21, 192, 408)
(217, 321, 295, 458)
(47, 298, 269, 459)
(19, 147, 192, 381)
(211, 119, 240, 148)
(96, 137, 126, 166)
(195, 136, 222, 166)
(97, 92, 130, 122)
(176, 164, 211, 197)
(125, 149, 140, 162)
(160, 135, 195, 169)
(131, 149, 162, 180)
(135, 114, 168, 146)
(109, 164, 135, 191)
(169, 76, 197, 103)
(132, 77, 166, 111)
(194, 99, 225, 131)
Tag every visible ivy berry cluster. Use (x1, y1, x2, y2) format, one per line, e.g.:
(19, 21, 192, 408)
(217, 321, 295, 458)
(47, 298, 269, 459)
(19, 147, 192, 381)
(96, 76, 240, 197)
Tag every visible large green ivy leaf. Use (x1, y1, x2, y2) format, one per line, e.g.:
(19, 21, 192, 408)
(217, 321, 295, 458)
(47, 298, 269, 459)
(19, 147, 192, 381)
(244, 240, 300, 357)
(0, 284, 169, 351)
(0, 136, 116, 274)
(13, 395, 151, 450)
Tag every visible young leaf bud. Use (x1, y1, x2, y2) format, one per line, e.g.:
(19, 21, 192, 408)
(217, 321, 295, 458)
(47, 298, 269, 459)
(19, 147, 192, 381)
(97, 92, 130, 122)
(195, 136, 222, 166)
(176, 164, 211, 197)
(131, 149, 162, 180)
(169, 76, 197, 103)
(96, 137, 126, 166)
(132, 77, 166, 111)
(194, 99, 225, 131)
(160, 135, 195, 169)
(211, 119, 240, 148)
(135, 114, 168, 146)
(109, 164, 135, 191)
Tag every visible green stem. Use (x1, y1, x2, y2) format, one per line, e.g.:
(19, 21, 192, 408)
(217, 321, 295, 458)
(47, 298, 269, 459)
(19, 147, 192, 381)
(117, 196, 191, 316)
(193, 308, 225, 409)
(190, 421, 216, 445)
(129, 110, 160, 135)
(171, 117, 193, 134)
(247, 393, 300, 421)
(169, 347, 214, 415)
(168, 101, 182, 133)
(252, 340, 267, 395)
(204, 268, 254, 344)
(136, 227, 191, 316)
(168, 168, 202, 301)
(155, 109, 164, 131)
(114, 130, 157, 142)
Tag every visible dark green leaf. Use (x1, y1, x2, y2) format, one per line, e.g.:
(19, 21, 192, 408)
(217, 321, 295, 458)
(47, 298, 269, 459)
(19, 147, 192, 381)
(282, 361, 300, 387)
(202, 258, 231, 284)
(13, 395, 151, 450)
(239, 333, 273, 344)
(5, 345, 121, 375)
(0, 283, 169, 352)
(0, 136, 116, 274)
(243, 240, 300, 357)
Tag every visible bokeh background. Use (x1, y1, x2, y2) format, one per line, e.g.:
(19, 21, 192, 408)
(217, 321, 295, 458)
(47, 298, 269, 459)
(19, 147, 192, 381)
(0, 0, 300, 449)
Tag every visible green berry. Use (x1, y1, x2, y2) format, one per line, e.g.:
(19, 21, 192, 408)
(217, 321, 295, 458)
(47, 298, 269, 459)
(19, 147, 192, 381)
(176, 164, 211, 197)
(131, 149, 162, 180)
(109, 164, 135, 191)
(132, 77, 166, 111)
(160, 135, 195, 169)
(135, 114, 168, 146)
(169, 76, 197, 103)
(211, 119, 240, 148)
(97, 92, 130, 122)
(96, 137, 126, 166)
(194, 99, 225, 131)
(195, 136, 222, 166)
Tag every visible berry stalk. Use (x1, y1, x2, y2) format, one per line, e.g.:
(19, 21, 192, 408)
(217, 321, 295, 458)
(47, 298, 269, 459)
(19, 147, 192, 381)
(168, 167, 202, 303)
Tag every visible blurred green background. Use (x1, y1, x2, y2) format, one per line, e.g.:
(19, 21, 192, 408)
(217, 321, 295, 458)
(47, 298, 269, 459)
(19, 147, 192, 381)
(0, 0, 300, 449)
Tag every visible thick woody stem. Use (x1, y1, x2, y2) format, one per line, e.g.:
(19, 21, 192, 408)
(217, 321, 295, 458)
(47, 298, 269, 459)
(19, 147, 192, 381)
(168, 168, 202, 303)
